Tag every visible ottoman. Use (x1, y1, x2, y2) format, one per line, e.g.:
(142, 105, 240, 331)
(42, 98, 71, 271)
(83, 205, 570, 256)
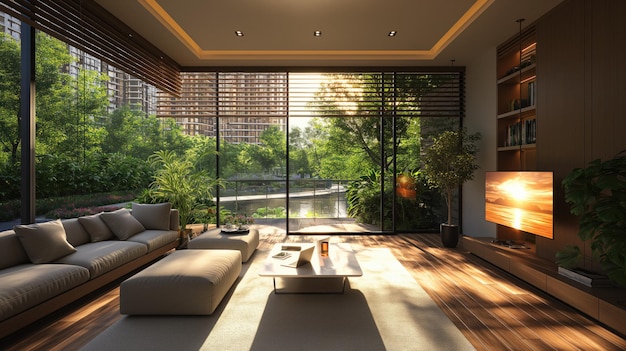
(120, 249, 242, 315)
(188, 227, 259, 262)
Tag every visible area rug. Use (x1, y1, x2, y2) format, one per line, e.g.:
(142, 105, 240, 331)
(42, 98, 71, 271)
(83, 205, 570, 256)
(80, 247, 474, 351)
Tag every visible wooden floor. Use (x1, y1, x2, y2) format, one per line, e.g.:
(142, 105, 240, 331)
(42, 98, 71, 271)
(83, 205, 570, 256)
(1, 232, 625, 351)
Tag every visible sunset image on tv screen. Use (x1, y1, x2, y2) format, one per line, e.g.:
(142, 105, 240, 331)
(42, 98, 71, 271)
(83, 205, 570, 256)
(485, 171, 553, 239)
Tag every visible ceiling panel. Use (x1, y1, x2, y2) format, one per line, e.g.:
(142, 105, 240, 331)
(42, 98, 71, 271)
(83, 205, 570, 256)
(95, 0, 563, 67)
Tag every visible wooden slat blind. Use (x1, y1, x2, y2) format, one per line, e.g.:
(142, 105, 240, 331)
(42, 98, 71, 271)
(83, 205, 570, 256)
(0, 0, 181, 96)
(157, 70, 464, 138)
(288, 71, 464, 119)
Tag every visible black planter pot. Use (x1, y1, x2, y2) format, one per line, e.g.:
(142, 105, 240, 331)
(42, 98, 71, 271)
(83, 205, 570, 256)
(440, 224, 459, 248)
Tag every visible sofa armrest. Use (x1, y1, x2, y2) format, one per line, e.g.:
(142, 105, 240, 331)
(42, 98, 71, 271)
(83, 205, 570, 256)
(169, 209, 179, 231)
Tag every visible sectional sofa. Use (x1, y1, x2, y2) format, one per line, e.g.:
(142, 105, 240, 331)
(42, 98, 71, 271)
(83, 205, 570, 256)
(0, 202, 179, 339)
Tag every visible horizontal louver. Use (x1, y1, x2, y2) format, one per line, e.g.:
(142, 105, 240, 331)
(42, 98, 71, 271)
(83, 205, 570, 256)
(157, 70, 464, 138)
(0, 0, 181, 96)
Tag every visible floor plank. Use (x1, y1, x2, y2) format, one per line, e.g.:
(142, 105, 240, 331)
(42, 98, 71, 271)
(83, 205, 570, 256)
(1, 231, 624, 351)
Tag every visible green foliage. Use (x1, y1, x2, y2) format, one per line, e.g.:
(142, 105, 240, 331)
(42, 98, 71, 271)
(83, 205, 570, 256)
(144, 150, 222, 230)
(396, 171, 442, 230)
(37, 69, 108, 156)
(288, 127, 313, 178)
(0, 32, 81, 163)
(0, 161, 20, 200)
(302, 118, 377, 180)
(253, 126, 286, 173)
(0, 192, 136, 221)
(103, 106, 190, 161)
(0, 33, 21, 164)
(309, 73, 451, 174)
(47, 205, 123, 219)
(555, 245, 582, 269)
(185, 136, 218, 178)
(346, 170, 440, 230)
(422, 129, 481, 225)
(346, 170, 381, 224)
(253, 206, 286, 218)
(34, 152, 151, 199)
(558, 151, 626, 286)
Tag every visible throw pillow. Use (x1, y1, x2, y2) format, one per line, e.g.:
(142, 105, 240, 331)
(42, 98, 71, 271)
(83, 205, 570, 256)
(131, 202, 171, 230)
(14, 219, 77, 264)
(78, 214, 115, 242)
(100, 208, 145, 240)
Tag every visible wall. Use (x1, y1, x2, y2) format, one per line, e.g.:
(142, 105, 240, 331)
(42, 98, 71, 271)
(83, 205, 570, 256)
(462, 0, 626, 267)
(462, 47, 498, 238)
(535, 0, 626, 264)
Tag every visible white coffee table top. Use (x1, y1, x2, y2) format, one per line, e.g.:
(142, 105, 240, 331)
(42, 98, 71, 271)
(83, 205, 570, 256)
(258, 242, 363, 278)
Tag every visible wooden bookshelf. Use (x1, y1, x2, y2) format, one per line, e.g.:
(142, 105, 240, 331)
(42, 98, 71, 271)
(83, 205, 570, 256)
(496, 25, 537, 176)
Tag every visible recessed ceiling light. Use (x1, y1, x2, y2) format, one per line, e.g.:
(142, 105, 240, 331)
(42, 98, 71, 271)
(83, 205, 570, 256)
(388, 31, 397, 37)
(235, 30, 244, 37)
(314, 30, 322, 37)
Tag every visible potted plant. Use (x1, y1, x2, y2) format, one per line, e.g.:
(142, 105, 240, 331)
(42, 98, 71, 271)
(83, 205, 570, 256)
(422, 129, 481, 247)
(222, 213, 255, 231)
(144, 150, 221, 243)
(557, 151, 626, 286)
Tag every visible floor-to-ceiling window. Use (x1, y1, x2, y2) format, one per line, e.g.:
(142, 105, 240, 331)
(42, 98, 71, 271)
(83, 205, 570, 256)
(163, 70, 464, 234)
(1, 3, 464, 234)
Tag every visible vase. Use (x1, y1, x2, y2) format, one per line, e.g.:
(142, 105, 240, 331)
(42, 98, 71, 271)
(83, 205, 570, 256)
(178, 228, 193, 248)
(440, 224, 459, 248)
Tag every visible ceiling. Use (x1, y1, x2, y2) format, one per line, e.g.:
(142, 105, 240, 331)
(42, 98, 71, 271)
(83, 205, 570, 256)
(95, 0, 563, 68)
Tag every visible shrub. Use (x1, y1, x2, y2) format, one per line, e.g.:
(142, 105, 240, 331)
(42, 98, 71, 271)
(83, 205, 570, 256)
(346, 170, 441, 230)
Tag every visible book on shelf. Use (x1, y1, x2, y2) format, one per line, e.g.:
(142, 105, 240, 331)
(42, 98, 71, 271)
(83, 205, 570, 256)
(505, 118, 536, 147)
(557, 266, 613, 287)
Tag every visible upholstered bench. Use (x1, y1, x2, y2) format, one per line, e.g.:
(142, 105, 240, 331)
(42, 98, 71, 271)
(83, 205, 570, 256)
(120, 249, 242, 315)
(188, 227, 259, 262)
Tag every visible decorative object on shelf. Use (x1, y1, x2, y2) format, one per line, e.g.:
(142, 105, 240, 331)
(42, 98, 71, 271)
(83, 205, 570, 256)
(557, 266, 612, 288)
(422, 129, 481, 248)
(557, 150, 626, 287)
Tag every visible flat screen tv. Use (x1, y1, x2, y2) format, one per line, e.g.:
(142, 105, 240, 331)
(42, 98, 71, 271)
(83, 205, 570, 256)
(485, 171, 553, 239)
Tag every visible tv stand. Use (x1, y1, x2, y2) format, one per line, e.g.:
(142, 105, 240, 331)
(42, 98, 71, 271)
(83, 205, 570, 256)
(462, 236, 626, 337)
(491, 240, 531, 250)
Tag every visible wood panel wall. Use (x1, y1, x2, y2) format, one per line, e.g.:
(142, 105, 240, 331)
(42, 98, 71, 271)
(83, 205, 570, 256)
(534, 0, 626, 266)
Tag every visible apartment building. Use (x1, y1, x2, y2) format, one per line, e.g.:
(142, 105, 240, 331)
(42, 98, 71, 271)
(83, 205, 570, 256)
(157, 72, 287, 144)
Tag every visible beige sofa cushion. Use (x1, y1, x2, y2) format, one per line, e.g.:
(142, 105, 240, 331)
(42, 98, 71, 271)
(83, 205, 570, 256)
(14, 220, 76, 264)
(78, 214, 115, 242)
(100, 209, 145, 240)
(120, 249, 242, 315)
(62, 218, 91, 246)
(0, 264, 90, 321)
(0, 230, 30, 269)
(56, 241, 148, 278)
(131, 203, 171, 230)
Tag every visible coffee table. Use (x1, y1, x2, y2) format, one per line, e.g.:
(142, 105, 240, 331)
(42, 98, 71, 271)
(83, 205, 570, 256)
(258, 242, 362, 293)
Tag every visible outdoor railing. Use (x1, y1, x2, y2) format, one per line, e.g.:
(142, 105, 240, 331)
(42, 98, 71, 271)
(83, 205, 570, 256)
(219, 179, 352, 219)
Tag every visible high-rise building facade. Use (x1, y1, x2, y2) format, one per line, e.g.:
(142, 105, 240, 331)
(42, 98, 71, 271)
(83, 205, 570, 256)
(1, 12, 156, 118)
(68, 46, 157, 117)
(157, 72, 287, 144)
(0, 12, 20, 40)
(2, 12, 286, 143)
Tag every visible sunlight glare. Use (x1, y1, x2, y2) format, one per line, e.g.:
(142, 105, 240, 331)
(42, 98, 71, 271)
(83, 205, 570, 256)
(499, 179, 527, 201)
